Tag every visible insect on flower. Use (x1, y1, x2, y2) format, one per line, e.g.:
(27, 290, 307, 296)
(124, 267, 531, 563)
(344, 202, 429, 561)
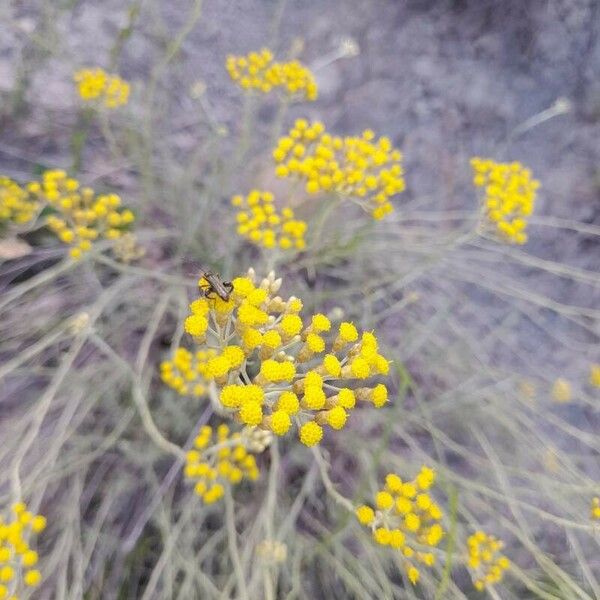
(198, 269, 234, 302)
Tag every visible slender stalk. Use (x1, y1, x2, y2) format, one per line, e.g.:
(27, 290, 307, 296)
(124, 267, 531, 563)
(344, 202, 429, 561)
(224, 487, 249, 600)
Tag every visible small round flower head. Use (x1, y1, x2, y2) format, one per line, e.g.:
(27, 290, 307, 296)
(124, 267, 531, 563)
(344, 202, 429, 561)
(466, 531, 510, 590)
(311, 313, 331, 333)
(324, 406, 347, 430)
(375, 491, 394, 510)
(184, 424, 260, 503)
(273, 121, 404, 219)
(471, 157, 539, 245)
(355, 505, 375, 525)
(269, 410, 292, 436)
(74, 67, 130, 108)
(226, 49, 317, 101)
(590, 364, 600, 388)
(275, 391, 300, 415)
(299, 421, 323, 446)
(337, 388, 356, 409)
(239, 400, 263, 425)
(322, 354, 342, 377)
(279, 314, 303, 338)
(356, 466, 443, 585)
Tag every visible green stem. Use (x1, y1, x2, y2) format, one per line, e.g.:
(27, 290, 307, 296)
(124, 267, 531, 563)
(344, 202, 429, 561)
(109, 0, 143, 70)
(71, 107, 95, 174)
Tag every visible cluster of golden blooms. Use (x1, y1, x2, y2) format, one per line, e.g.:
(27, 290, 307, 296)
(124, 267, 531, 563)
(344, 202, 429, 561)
(0, 177, 41, 227)
(273, 120, 405, 220)
(0, 502, 46, 598)
(589, 364, 600, 388)
(231, 190, 307, 251)
(355, 466, 443, 585)
(73, 67, 130, 108)
(471, 157, 539, 245)
(161, 269, 390, 446)
(184, 424, 260, 504)
(591, 497, 600, 520)
(29, 170, 136, 259)
(551, 378, 572, 403)
(466, 531, 510, 591)
(226, 48, 317, 101)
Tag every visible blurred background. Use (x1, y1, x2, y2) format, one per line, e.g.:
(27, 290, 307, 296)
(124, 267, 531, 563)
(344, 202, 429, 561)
(1, 1, 599, 599)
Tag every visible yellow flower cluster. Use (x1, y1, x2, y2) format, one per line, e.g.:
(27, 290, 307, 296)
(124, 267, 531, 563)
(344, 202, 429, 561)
(591, 497, 600, 520)
(161, 345, 246, 397)
(0, 177, 41, 227)
(226, 48, 317, 101)
(471, 157, 539, 244)
(161, 270, 390, 446)
(30, 170, 135, 259)
(273, 120, 405, 219)
(466, 531, 510, 591)
(184, 424, 260, 504)
(355, 466, 443, 585)
(0, 502, 45, 598)
(231, 190, 307, 251)
(74, 68, 130, 108)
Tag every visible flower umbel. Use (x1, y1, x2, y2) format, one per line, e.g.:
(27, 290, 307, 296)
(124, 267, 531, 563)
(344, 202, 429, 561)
(0, 177, 41, 227)
(466, 531, 510, 591)
(471, 157, 539, 245)
(232, 190, 307, 251)
(184, 424, 260, 504)
(355, 466, 444, 585)
(32, 170, 136, 259)
(0, 502, 45, 597)
(161, 270, 390, 446)
(273, 120, 405, 219)
(74, 68, 130, 108)
(226, 48, 317, 101)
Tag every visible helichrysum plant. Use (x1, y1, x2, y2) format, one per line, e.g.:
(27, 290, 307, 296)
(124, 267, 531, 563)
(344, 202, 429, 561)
(33, 170, 136, 259)
(273, 119, 405, 219)
(74, 67, 130, 109)
(0, 177, 41, 227)
(589, 364, 600, 388)
(184, 424, 260, 504)
(355, 466, 444, 585)
(0, 170, 139, 259)
(226, 48, 318, 101)
(0, 502, 46, 598)
(471, 157, 539, 244)
(231, 189, 307, 250)
(466, 531, 510, 591)
(161, 269, 390, 446)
